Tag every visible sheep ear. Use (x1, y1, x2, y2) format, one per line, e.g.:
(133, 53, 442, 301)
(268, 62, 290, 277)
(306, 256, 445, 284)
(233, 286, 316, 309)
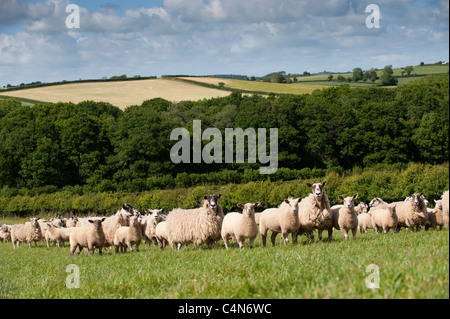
(237, 204, 244, 209)
(306, 183, 313, 188)
(338, 195, 344, 201)
(217, 194, 223, 199)
(101, 218, 106, 222)
(353, 193, 359, 200)
(196, 200, 202, 205)
(322, 181, 327, 187)
(88, 219, 94, 224)
(254, 202, 260, 207)
(284, 199, 290, 204)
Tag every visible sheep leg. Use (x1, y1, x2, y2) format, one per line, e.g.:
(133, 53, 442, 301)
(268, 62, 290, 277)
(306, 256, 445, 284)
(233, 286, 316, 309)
(351, 228, 357, 239)
(115, 245, 120, 254)
(270, 232, 278, 246)
(327, 227, 333, 242)
(318, 229, 323, 241)
(309, 232, 314, 243)
(342, 229, 349, 240)
(238, 238, 244, 249)
(249, 237, 255, 249)
(261, 230, 267, 247)
(136, 242, 140, 252)
(281, 232, 289, 245)
(223, 235, 229, 249)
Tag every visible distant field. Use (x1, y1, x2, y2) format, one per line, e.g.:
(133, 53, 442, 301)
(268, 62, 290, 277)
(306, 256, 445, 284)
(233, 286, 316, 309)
(179, 77, 325, 94)
(0, 79, 231, 109)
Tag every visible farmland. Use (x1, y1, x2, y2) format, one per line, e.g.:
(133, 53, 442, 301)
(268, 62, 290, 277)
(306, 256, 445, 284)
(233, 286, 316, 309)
(0, 78, 231, 110)
(0, 225, 448, 299)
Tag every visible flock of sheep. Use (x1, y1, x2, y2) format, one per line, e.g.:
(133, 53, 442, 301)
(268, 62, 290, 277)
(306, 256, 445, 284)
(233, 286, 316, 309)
(0, 182, 449, 256)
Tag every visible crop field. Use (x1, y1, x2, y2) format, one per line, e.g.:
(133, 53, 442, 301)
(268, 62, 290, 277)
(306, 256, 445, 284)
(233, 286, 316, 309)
(0, 223, 448, 299)
(0, 79, 231, 110)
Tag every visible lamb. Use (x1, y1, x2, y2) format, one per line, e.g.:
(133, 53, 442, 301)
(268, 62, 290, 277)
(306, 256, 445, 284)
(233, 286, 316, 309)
(155, 221, 168, 249)
(297, 181, 332, 242)
(329, 204, 342, 240)
(69, 218, 106, 257)
(166, 194, 224, 250)
(0, 224, 11, 242)
(442, 190, 449, 228)
(65, 216, 78, 228)
(357, 213, 373, 233)
(394, 193, 428, 232)
(44, 223, 76, 247)
(430, 199, 444, 230)
(222, 202, 260, 249)
(337, 194, 359, 240)
(259, 198, 302, 247)
(10, 218, 42, 248)
(371, 204, 398, 234)
(114, 215, 143, 253)
(141, 209, 164, 246)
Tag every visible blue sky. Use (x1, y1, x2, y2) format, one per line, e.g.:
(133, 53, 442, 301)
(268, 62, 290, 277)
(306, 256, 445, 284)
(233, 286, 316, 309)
(0, 0, 448, 86)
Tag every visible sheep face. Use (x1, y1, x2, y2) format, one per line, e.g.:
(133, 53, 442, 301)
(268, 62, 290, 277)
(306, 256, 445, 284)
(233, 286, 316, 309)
(128, 215, 140, 226)
(237, 202, 260, 217)
(203, 194, 223, 214)
(434, 200, 443, 210)
(30, 218, 40, 227)
(147, 209, 163, 221)
(307, 181, 327, 199)
(284, 198, 302, 214)
(369, 198, 383, 207)
(123, 203, 141, 216)
(409, 193, 424, 207)
(339, 194, 358, 209)
(88, 218, 106, 231)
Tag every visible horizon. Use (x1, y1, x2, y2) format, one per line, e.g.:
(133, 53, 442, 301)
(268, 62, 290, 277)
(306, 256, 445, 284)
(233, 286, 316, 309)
(1, 0, 449, 87)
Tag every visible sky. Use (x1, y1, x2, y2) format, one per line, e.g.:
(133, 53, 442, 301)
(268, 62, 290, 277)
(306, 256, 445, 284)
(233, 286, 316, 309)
(0, 0, 448, 86)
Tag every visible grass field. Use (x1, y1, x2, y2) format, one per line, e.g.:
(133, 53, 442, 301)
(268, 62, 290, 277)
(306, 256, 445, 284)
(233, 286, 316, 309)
(0, 79, 231, 110)
(0, 224, 448, 299)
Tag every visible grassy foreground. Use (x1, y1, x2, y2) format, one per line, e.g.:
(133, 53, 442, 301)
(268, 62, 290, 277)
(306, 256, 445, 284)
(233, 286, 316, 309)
(0, 226, 448, 299)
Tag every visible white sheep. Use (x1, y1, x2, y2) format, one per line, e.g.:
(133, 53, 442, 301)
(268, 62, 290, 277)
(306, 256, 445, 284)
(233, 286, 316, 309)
(394, 193, 428, 232)
(10, 218, 42, 248)
(355, 202, 369, 215)
(65, 216, 78, 228)
(222, 202, 260, 249)
(0, 224, 11, 242)
(442, 190, 449, 228)
(141, 209, 164, 246)
(114, 215, 143, 253)
(297, 181, 331, 242)
(259, 198, 302, 247)
(371, 204, 398, 234)
(337, 194, 359, 240)
(369, 197, 388, 209)
(329, 204, 342, 240)
(166, 194, 224, 250)
(69, 218, 106, 257)
(430, 199, 444, 230)
(155, 221, 168, 249)
(44, 223, 76, 247)
(357, 213, 373, 233)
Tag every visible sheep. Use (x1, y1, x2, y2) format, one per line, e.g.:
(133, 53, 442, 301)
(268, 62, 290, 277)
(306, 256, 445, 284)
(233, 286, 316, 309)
(394, 193, 428, 232)
(442, 190, 449, 228)
(425, 207, 438, 231)
(65, 216, 78, 228)
(355, 202, 369, 215)
(254, 213, 262, 226)
(114, 215, 143, 253)
(0, 224, 11, 242)
(44, 223, 76, 247)
(166, 194, 224, 251)
(357, 213, 373, 233)
(337, 194, 359, 240)
(69, 218, 106, 257)
(222, 202, 260, 249)
(141, 209, 164, 246)
(155, 221, 168, 249)
(371, 204, 398, 234)
(368, 197, 388, 209)
(329, 204, 342, 240)
(10, 218, 42, 248)
(429, 199, 444, 230)
(297, 181, 331, 242)
(259, 198, 302, 247)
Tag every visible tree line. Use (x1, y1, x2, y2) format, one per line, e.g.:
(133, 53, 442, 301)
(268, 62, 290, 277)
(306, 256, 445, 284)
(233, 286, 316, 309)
(0, 74, 448, 195)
